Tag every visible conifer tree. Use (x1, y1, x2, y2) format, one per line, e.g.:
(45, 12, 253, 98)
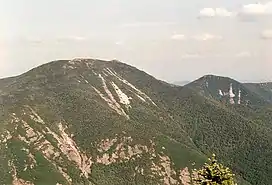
(193, 154, 237, 185)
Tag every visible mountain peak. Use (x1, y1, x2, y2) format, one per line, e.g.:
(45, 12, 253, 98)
(200, 74, 231, 81)
(18, 58, 130, 81)
(186, 74, 270, 106)
(28, 58, 123, 72)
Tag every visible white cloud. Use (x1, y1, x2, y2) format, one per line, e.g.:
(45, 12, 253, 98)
(169, 33, 222, 41)
(235, 51, 252, 58)
(261, 30, 272, 39)
(199, 8, 234, 17)
(199, 2, 272, 20)
(115, 41, 124, 45)
(56, 36, 87, 42)
(171, 34, 186, 40)
(240, 2, 272, 15)
(192, 33, 222, 41)
(66, 36, 86, 41)
(121, 22, 177, 28)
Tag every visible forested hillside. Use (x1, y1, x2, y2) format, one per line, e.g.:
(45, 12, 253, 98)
(0, 59, 271, 184)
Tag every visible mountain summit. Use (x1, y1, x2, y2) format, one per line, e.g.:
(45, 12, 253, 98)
(186, 74, 272, 106)
(0, 59, 272, 185)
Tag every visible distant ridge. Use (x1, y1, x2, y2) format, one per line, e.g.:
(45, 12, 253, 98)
(172, 80, 191, 86)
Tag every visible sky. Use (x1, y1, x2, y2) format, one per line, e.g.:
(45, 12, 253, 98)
(1, 0, 272, 82)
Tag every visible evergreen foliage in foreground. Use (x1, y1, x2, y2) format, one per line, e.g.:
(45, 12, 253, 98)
(193, 154, 237, 185)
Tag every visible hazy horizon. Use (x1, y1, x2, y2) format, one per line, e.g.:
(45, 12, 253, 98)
(1, 58, 271, 84)
(1, 0, 272, 82)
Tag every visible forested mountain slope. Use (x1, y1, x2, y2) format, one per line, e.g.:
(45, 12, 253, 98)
(0, 59, 271, 185)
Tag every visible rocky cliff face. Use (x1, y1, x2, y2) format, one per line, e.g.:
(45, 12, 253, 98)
(2, 107, 193, 185)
